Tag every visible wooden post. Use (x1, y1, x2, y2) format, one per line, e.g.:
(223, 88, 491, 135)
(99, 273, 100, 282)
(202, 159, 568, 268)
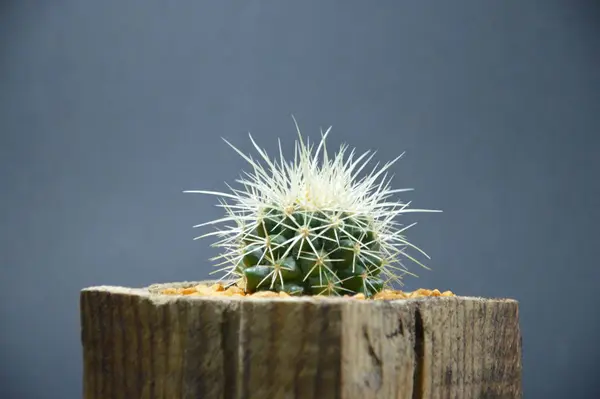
(80, 281, 522, 399)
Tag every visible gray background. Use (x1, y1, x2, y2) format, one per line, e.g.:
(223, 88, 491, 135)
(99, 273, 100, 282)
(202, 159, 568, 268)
(1, 1, 599, 398)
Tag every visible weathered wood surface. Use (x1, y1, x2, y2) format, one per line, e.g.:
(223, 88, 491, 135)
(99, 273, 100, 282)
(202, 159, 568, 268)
(80, 281, 522, 399)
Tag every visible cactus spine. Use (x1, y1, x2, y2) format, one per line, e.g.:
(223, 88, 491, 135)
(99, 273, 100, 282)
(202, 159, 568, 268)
(185, 119, 440, 297)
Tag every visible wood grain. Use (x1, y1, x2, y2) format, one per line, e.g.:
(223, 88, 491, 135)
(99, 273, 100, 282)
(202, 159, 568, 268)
(80, 282, 522, 399)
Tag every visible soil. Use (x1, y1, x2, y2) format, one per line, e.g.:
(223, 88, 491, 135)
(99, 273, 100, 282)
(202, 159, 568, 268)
(159, 282, 455, 300)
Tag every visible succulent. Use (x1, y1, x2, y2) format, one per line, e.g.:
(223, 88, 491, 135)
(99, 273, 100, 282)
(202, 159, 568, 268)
(185, 118, 440, 297)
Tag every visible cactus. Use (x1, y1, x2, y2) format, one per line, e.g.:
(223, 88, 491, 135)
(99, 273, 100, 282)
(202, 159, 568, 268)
(185, 118, 440, 297)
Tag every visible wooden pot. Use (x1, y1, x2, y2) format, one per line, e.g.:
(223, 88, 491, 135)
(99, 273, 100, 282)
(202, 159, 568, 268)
(80, 281, 522, 399)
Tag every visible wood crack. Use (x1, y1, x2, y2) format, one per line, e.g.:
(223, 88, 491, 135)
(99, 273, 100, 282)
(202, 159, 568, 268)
(221, 304, 238, 399)
(362, 325, 382, 391)
(385, 317, 404, 339)
(411, 306, 425, 399)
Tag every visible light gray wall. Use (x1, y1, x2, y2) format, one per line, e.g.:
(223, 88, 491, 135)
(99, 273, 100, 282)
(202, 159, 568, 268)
(1, 1, 599, 398)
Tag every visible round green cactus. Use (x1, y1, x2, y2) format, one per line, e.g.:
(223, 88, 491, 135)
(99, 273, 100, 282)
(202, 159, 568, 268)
(185, 118, 440, 298)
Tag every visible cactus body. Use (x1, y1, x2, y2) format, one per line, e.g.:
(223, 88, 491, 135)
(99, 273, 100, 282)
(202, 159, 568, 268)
(185, 119, 440, 297)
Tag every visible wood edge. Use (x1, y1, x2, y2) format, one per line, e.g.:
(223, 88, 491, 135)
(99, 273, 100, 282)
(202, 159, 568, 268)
(80, 283, 519, 308)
